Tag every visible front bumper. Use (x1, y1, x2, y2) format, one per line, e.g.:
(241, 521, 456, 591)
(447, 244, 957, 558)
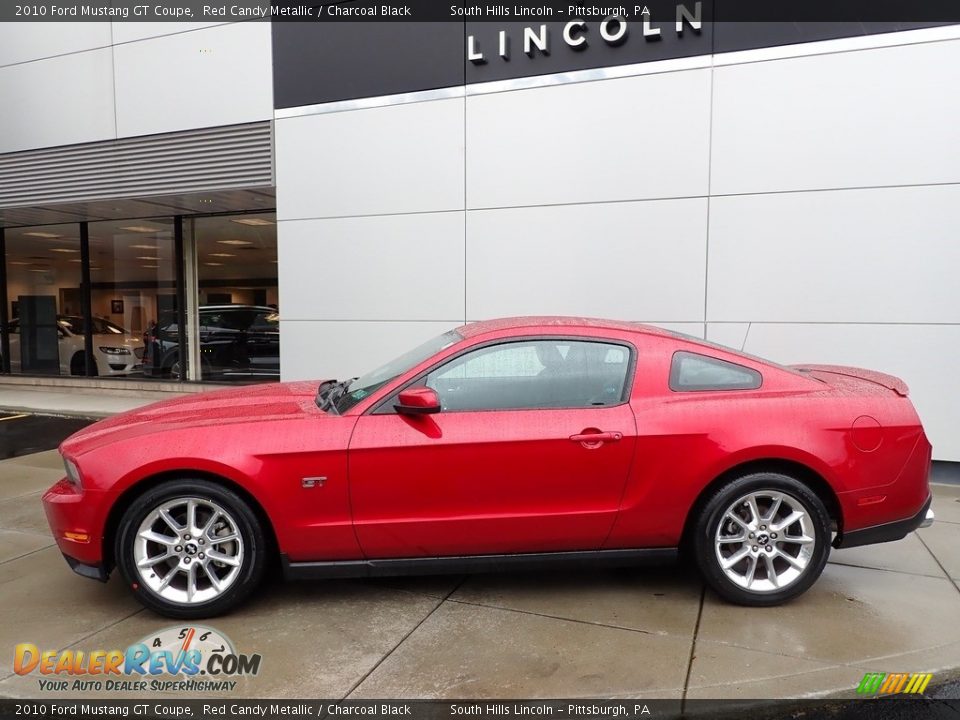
(105, 363, 143, 374)
(42, 478, 109, 574)
(63, 553, 109, 582)
(835, 495, 934, 549)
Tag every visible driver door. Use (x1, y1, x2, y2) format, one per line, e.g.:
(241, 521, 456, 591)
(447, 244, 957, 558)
(347, 337, 637, 558)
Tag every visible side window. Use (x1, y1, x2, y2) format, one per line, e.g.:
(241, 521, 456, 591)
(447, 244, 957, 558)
(223, 310, 256, 331)
(201, 313, 224, 330)
(251, 311, 279, 332)
(670, 351, 761, 392)
(435, 344, 544, 380)
(423, 339, 631, 412)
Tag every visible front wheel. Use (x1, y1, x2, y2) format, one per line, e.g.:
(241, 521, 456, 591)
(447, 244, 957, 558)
(115, 479, 266, 618)
(70, 352, 98, 376)
(693, 472, 831, 606)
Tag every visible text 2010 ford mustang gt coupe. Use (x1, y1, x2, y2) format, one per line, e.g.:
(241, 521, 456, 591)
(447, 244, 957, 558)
(43, 317, 935, 618)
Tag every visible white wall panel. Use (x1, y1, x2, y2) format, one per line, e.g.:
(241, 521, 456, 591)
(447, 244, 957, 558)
(113, 22, 271, 137)
(279, 212, 465, 322)
(0, 23, 111, 67)
(466, 69, 712, 209)
(111, 22, 229, 44)
(0, 48, 116, 153)
(275, 99, 465, 220)
(280, 320, 461, 382)
(706, 323, 751, 349)
(712, 39, 960, 194)
(740, 323, 960, 462)
(466, 198, 708, 320)
(706, 185, 960, 323)
(646, 322, 705, 338)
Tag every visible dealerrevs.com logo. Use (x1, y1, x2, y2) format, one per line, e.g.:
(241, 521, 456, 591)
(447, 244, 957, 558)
(14, 625, 261, 693)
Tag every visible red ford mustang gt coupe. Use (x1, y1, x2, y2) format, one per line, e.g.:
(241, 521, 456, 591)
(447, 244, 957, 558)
(43, 317, 935, 618)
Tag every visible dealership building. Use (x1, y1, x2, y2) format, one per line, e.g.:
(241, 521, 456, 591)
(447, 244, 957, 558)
(0, 14, 958, 461)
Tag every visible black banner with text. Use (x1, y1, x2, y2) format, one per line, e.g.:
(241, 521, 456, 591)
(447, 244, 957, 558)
(0, 698, 957, 720)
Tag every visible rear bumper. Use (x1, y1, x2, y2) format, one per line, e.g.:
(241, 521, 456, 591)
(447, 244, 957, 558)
(835, 495, 933, 549)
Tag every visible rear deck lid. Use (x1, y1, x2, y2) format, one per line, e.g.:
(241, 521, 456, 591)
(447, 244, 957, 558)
(789, 364, 909, 396)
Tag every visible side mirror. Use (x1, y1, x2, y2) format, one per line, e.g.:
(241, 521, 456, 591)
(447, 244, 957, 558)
(395, 386, 441, 415)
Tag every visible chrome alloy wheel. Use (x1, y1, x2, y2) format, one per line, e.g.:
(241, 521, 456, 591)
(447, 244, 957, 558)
(714, 490, 816, 593)
(134, 497, 244, 605)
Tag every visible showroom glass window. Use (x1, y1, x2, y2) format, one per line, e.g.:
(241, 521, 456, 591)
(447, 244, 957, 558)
(424, 339, 631, 411)
(3, 224, 85, 375)
(189, 213, 278, 382)
(87, 219, 176, 380)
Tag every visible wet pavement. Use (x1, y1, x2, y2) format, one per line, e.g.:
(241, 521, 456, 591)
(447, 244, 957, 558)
(0, 419, 958, 710)
(0, 412, 93, 460)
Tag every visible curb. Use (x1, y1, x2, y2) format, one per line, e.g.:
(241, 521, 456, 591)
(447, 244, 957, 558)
(0, 406, 110, 421)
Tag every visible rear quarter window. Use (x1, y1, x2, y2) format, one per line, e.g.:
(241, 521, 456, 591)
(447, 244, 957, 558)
(670, 351, 762, 392)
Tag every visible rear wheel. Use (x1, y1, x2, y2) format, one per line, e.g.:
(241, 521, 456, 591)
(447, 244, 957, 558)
(115, 479, 266, 618)
(169, 356, 214, 380)
(693, 472, 831, 606)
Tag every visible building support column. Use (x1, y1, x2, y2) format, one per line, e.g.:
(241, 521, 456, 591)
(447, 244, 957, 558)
(79, 222, 94, 377)
(0, 228, 9, 374)
(182, 218, 201, 382)
(174, 216, 188, 383)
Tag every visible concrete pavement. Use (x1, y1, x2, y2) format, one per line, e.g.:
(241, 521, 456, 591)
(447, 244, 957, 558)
(0, 447, 959, 704)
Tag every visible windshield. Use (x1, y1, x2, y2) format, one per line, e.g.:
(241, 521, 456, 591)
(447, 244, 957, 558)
(333, 329, 461, 414)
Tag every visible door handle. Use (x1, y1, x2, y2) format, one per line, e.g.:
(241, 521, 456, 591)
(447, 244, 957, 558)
(569, 431, 623, 444)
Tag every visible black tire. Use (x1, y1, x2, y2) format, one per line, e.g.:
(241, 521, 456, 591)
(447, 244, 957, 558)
(70, 352, 97, 377)
(168, 356, 215, 380)
(115, 479, 267, 618)
(693, 472, 831, 606)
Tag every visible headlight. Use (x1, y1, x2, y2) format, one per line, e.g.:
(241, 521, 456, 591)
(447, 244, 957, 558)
(99, 346, 131, 355)
(63, 457, 82, 488)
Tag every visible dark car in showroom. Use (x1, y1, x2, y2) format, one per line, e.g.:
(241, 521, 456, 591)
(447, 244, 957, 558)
(143, 304, 279, 381)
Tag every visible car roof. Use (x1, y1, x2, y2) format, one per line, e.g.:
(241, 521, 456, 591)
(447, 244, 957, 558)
(199, 305, 276, 312)
(160, 305, 276, 315)
(455, 317, 808, 378)
(456, 316, 680, 340)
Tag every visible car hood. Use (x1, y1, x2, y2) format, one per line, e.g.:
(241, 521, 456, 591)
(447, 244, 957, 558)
(61, 380, 327, 457)
(95, 334, 143, 348)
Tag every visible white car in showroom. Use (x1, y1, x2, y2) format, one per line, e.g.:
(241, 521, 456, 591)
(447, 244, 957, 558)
(4, 315, 144, 376)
